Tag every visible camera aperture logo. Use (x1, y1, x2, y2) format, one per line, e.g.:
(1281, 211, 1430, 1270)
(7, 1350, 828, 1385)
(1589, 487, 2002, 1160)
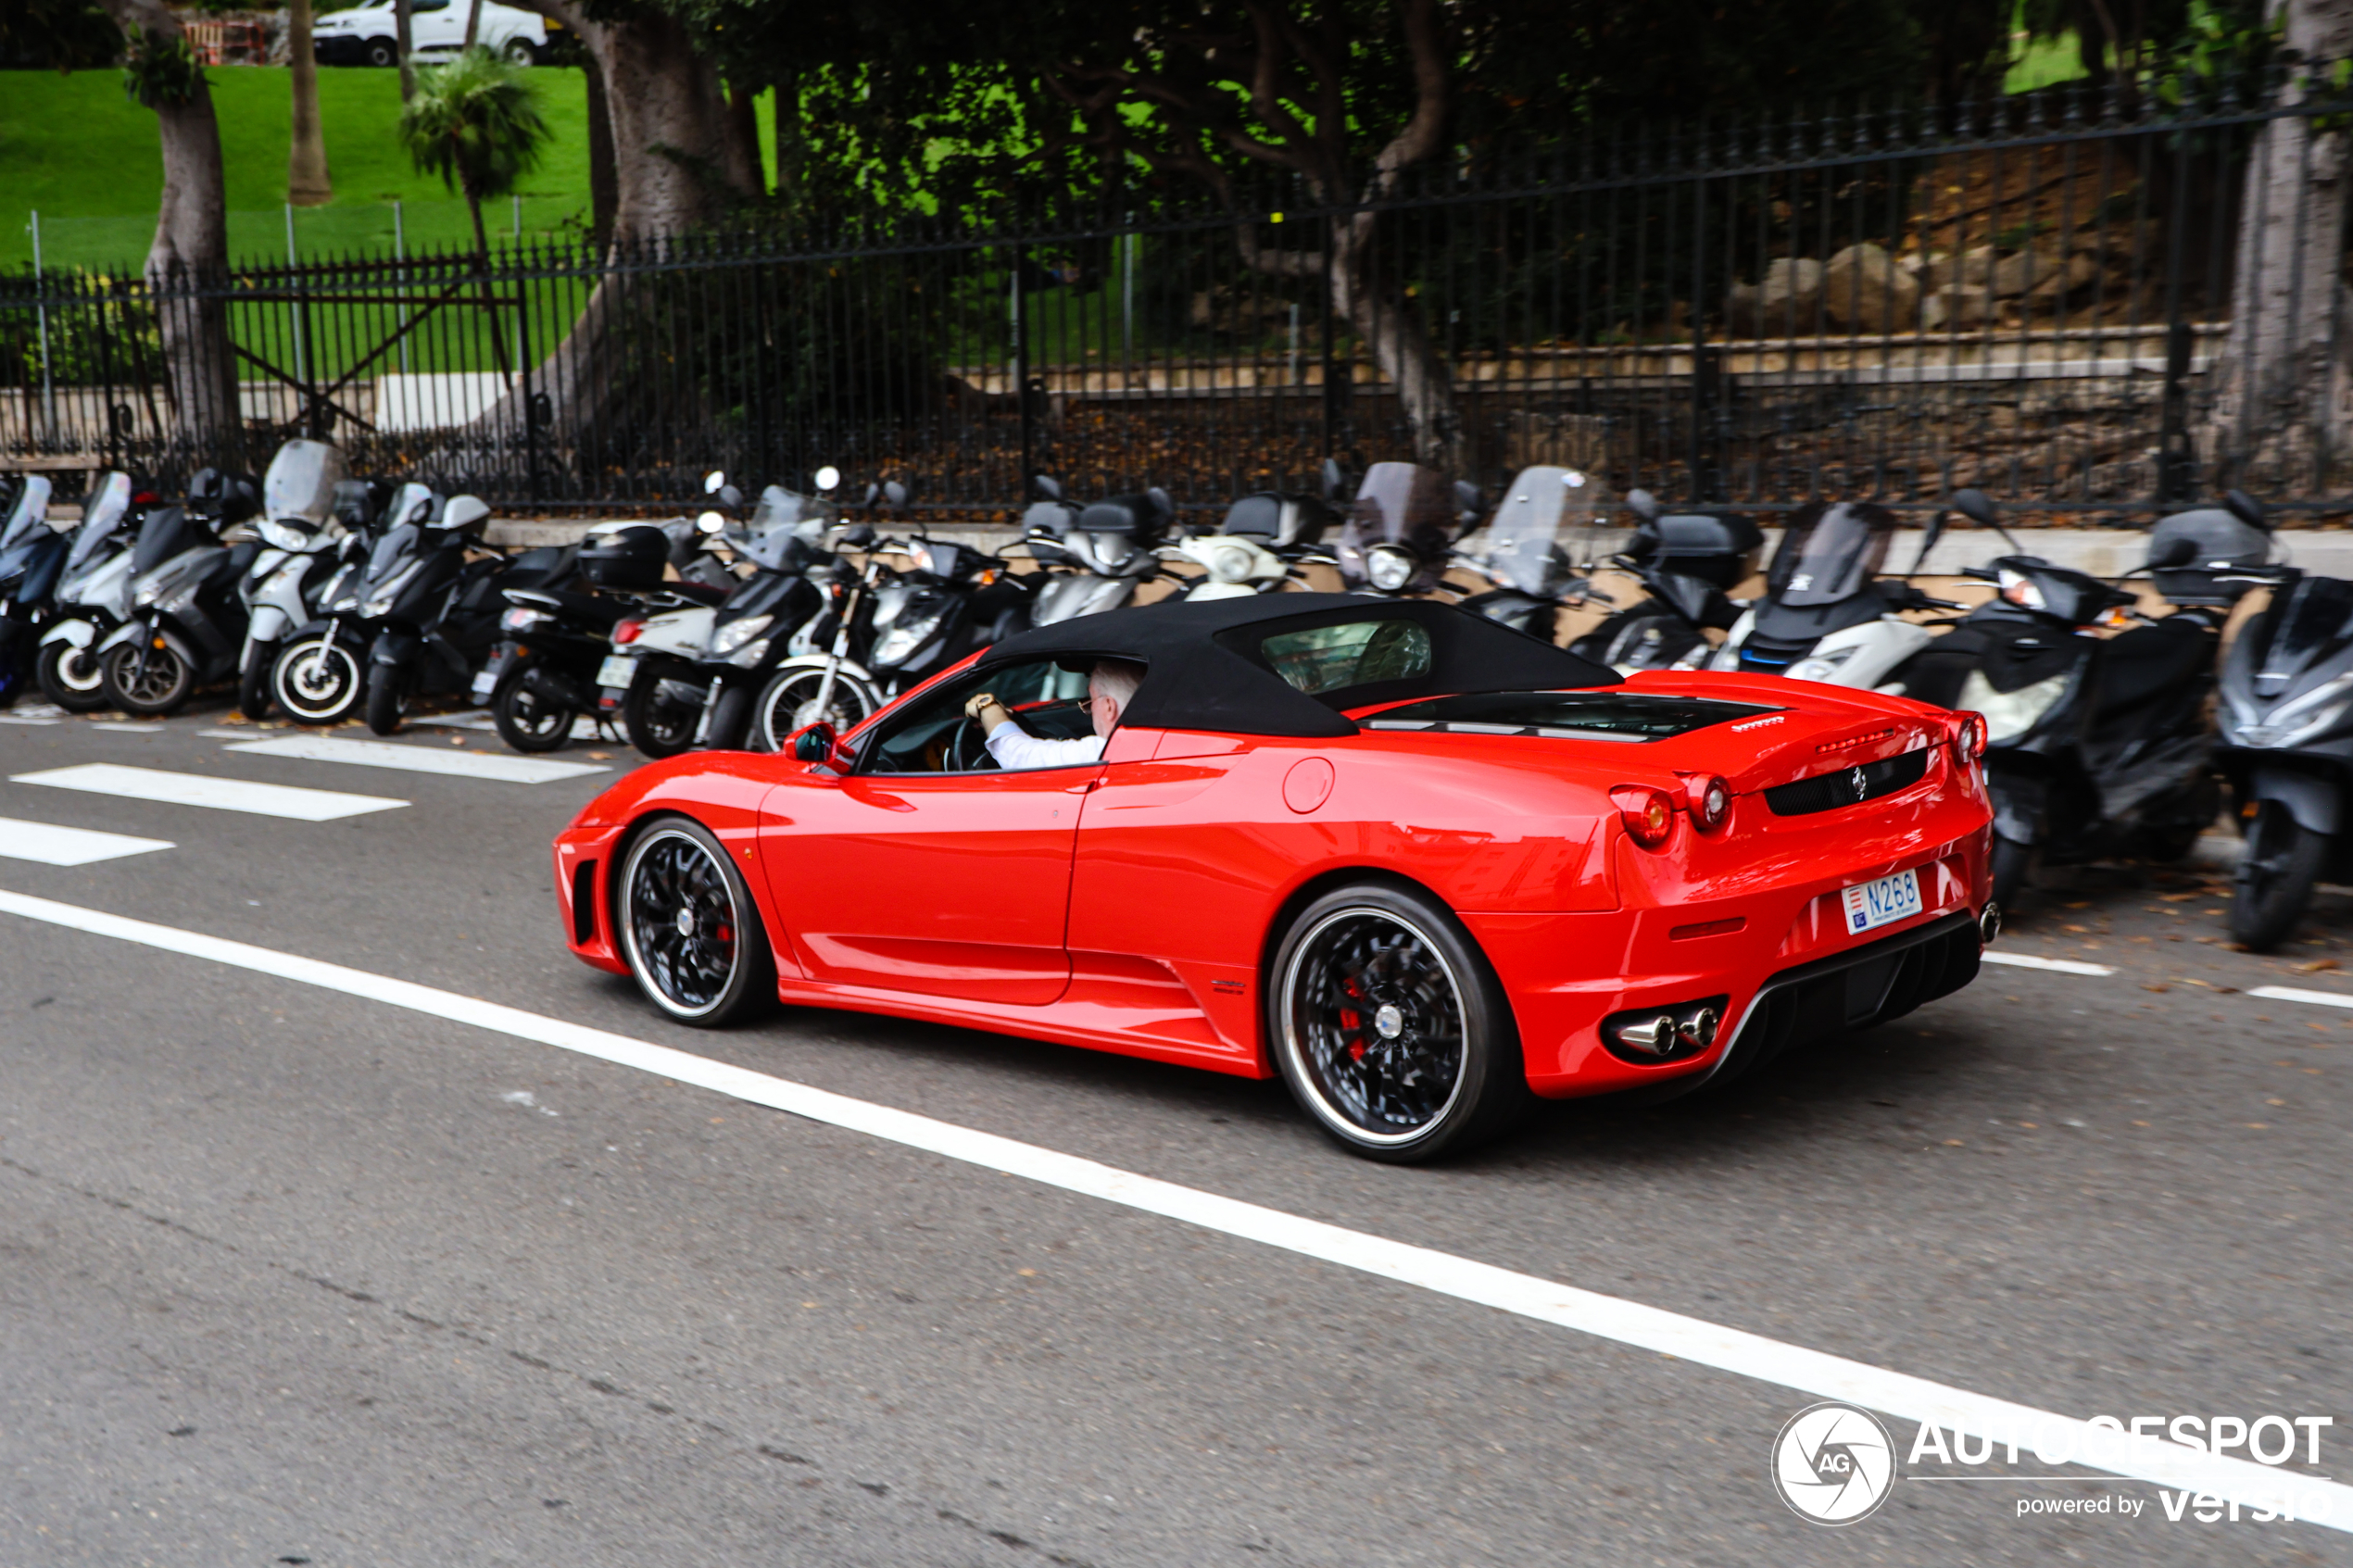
(1772, 1402, 1896, 1524)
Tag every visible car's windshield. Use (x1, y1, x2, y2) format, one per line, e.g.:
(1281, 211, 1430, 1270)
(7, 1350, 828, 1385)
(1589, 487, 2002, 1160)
(1768, 502, 1894, 606)
(67, 473, 132, 568)
(263, 439, 350, 525)
(1480, 466, 1592, 594)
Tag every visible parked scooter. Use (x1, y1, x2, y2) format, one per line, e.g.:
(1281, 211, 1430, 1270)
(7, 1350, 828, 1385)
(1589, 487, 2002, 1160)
(685, 473, 842, 750)
(1893, 488, 2259, 911)
(1567, 489, 1764, 671)
(1708, 499, 1962, 686)
(481, 523, 676, 752)
(1171, 462, 1342, 601)
(269, 482, 433, 725)
(96, 469, 263, 716)
(2192, 500, 2353, 948)
(35, 471, 144, 712)
(0, 476, 60, 705)
(234, 440, 357, 720)
(1332, 461, 1482, 597)
(1022, 475, 1175, 623)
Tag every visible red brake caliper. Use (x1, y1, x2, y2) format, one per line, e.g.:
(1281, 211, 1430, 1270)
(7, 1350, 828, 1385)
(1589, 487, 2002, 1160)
(1340, 975, 1367, 1061)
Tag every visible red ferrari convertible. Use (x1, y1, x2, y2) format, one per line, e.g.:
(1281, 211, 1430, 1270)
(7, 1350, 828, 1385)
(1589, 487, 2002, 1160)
(553, 594, 1994, 1160)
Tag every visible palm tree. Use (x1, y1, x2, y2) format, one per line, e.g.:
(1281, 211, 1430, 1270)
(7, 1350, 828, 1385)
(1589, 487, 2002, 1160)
(286, 0, 332, 205)
(397, 45, 547, 263)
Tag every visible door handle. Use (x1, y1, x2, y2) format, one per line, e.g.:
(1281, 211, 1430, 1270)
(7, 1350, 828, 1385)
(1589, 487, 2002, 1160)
(1063, 776, 1101, 794)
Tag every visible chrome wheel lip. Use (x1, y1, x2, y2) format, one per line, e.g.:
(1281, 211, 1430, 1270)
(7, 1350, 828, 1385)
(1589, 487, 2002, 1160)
(1278, 904, 1470, 1147)
(618, 826, 742, 1020)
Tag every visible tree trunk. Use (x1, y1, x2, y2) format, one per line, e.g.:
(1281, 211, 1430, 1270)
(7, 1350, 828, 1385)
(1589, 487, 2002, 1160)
(98, 0, 240, 453)
(2203, 0, 2353, 491)
(1330, 217, 1460, 470)
(395, 0, 414, 101)
(463, 0, 484, 49)
(286, 0, 333, 207)
(583, 51, 617, 249)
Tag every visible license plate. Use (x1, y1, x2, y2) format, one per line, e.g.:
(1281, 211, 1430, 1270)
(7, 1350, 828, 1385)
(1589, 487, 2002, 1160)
(596, 654, 639, 690)
(1841, 869, 1923, 935)
(469, 670, 497, 701)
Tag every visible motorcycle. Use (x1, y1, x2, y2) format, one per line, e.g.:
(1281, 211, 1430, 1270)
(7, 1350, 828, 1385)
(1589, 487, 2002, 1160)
(1567, 489, 1763, 671)
(685, 473, 843, 751)
(1332, 460, 1482, 597)
(235, 439, 357, 720)
(34, 471, 144, 713)
(354, 493, 578, 734)
(481, 522, 678, 752)
(96, 468, 264, 716)
(0, 475, 60, 705)
(1894, 488, 2260, 911)
(1170, 461, 1342, 601)
(1708, 499, 1962, 686)
(270, 481, 434, 726)
(1022, 475, 1175, 624)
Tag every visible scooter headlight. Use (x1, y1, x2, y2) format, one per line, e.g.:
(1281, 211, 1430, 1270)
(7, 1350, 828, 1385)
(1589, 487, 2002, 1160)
(1202, 541, 1259, 585)
(361, 590, 397, 619)
(875, 604, 949, 667)
(711, 614, 774, 657)
(1959, 670, 2070, 743)
(725, 637, 774, 668)
(332, 594, 359, 614)
(133, 583, 164, 608)
(1365, 545, 1416, 592)
(1786, 646, 1861, 684)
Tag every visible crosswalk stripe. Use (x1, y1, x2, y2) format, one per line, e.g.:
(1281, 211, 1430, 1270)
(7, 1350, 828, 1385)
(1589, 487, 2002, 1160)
(8, 763, 405, 821)
(226, 734, 608, 784)
(0, 716, 60, 726)
(0, 816, 173, 865)
(90, 721, 167, 734)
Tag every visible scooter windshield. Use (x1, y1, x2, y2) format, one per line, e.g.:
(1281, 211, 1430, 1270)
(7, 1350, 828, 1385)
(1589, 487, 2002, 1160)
(383, 483, 440, 529)
(362, 523, 421, 593)
(1339, 462, 1452, 584)
(2267, 576, 2353, 672)
(749, 485, 814, 532)
(1481, 466, 1592, 594)
(67, 472, 133, 569)
(262, 439, 350, 526)
(1767, 502, 1895, 607)
(0, 476, 53, 552)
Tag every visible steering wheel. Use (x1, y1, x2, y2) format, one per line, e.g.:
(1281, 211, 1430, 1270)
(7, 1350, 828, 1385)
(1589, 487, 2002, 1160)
(947, 715, 998, 771)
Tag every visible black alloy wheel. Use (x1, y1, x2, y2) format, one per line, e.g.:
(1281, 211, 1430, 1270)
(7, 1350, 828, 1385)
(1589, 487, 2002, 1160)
(2233, 801, 2330, 952)
(35, 640, 110, 712)
(493, 657, 574, 752)
(101, 640, 194, 716)
(1269, 882, 1529, 1162)
(271, 636, 364, 724)
(617, 818, 775, 1024)
(237, 640, 278, 721)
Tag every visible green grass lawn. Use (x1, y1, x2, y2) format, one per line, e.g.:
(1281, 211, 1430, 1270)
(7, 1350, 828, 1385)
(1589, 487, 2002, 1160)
(0, 63, 602, 270)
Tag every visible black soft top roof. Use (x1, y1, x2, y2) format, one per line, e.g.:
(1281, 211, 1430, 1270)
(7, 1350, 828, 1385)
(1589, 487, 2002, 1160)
(975, 593, 1620, 737)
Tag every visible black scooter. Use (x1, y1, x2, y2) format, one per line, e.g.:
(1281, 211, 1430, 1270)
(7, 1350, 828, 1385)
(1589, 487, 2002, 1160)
(97, 469, 263, 716)
(482, 523, 680, 752)
(1894, 489, 2264, 910)
(1567, 489, 1763, 671)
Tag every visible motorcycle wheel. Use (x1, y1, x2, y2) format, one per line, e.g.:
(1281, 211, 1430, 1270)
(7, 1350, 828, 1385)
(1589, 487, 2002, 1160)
(623, 675, 698, 759)
(365, 666, 409, 736)
(704, 684, 755, 751)
(101, 641, 195, 716)
(2232, 804, 2329, 953)
(36, 640, 113, 713)
(493, 659, 574, 753)
(271, 636, 363, 725)
(237, 641, 278, 721)
(1989, 836, 2036, 913)
(753, 668, 877, 752)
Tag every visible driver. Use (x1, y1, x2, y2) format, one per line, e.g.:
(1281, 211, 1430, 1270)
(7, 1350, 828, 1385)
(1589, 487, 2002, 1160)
(963, 659, 1144, 770)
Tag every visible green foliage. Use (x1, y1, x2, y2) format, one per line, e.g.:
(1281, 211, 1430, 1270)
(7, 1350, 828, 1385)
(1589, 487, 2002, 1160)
(0, 277, 164, 388)
(120, 24, 207, 109)
(0, 0, 118, 70)
(397, 45, 551, 206)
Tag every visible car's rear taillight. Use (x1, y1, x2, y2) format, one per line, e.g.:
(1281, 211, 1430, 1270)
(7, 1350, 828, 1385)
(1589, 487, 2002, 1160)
(1610, 784, 1677, 848)
(611, 618, 644, 645)
(1952, 711, 1987, 767)
(1684, 773, 1730, 831)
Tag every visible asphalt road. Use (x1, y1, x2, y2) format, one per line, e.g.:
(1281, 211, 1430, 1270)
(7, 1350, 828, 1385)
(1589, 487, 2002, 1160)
(1, 699, 2347, 1567)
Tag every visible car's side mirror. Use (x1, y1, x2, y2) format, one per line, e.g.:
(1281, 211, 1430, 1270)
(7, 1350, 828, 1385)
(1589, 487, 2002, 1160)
(791, 721, 839, 764)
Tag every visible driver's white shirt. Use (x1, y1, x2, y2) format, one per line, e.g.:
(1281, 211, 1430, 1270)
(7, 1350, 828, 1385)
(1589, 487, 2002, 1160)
(984, 727, 1106, 770)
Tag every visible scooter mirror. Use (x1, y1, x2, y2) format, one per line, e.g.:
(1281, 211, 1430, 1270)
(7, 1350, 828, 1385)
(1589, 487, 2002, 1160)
(2224, 488, 2269, 530)
(1951, 488, 1997, 527)
(1625, 488, 1661, 523)
(1146, 486, 1175, 521)
(1911, 508, 1948, 575)
(1032, 473, 1063, 502)
(882, 481, 910, 509)
(814, 466, 842, 493)
(704, 470, 726, 495)
(697, 510, 727, 534)
(790, 721, 837, 763)
(1320, 458, 1346, 501)
(718, 485, 744, 509)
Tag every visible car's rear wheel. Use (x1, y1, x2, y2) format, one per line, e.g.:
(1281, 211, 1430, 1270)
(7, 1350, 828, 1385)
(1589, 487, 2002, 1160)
(1268, 882, 1529, 1162)
(617, 817, 774, 1025)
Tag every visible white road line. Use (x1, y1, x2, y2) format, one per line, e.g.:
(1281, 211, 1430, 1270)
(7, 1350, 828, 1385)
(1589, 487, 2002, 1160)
(2247, 985, 2353, 1010)
(1982, 951, 2118, 977)
(226, 734, 607, 784)
(89, 721, 166, 734)
(197, 728, 256, 739)
(8, 763, 404, 821)
(0, 817, 172, 865)
(0, 716, 59, 726)
(0, 886, 2341, 1535)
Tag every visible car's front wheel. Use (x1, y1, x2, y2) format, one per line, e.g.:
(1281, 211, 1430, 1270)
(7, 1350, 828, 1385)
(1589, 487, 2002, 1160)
(617, 817, 775, 1025)
(1268, 882, 1529, 1162)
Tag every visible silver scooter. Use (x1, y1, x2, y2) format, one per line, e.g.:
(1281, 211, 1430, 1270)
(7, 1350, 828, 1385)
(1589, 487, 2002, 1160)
(236, 439, 355, 719)
(34, 471, 141, 712)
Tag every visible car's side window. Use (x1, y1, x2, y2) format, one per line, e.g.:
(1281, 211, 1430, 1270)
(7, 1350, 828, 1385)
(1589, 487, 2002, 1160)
(862, 659, 1095, 776)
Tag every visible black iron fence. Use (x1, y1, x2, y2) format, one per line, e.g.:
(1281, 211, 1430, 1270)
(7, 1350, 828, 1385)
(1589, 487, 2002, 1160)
(6, 62, 2350, 515)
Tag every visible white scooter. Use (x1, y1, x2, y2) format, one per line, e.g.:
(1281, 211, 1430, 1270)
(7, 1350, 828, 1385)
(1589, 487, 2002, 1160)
(34, 471, 141, 712)
(236, 439, 355, 719)
(1707, 499, 1961, 689)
